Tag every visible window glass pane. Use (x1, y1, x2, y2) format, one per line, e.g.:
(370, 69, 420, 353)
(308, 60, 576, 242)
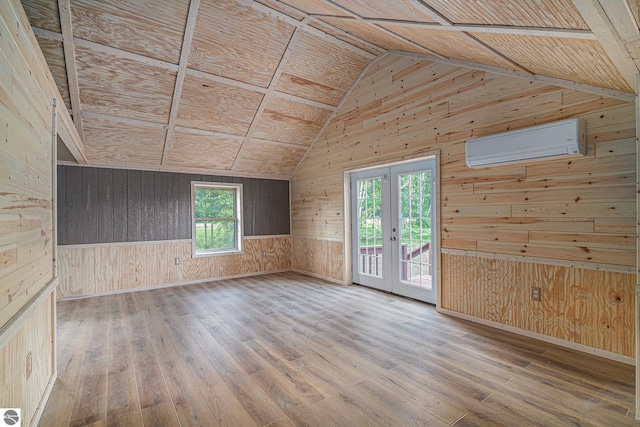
(194, 188, 235, 219)
(195, 219, 235, 251)
(192, 183, 242, 254)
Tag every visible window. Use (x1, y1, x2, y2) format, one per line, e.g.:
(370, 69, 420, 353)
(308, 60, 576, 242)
(192, 182, 243, 256)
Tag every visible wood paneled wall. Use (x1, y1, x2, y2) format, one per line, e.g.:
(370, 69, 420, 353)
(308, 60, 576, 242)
(290, 53, 636, 356)
(0, 293, 55, 424)
(1, 0, 64, 424)
(441, 252, 635, 357)
(291, 236, 344, 282)
(57, 236, 291, 298)
(57, 166, 290, 245)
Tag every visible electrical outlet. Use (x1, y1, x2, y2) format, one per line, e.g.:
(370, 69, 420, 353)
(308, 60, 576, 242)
(175, 257, 180, 265)
(262, 250, 266, 257)
(310, 251, 314, 258)
(26, 351, 32, 380)
(532, 287, 541, 302)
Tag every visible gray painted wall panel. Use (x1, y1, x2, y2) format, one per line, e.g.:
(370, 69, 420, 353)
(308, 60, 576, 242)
(57, 166, 290, 245)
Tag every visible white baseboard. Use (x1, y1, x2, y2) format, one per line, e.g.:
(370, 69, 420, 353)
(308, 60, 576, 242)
(57, 270, 290, 301)
(437, 307, 635, 366)
(31, 370, 56, 427)
(290, 268, 348, 285)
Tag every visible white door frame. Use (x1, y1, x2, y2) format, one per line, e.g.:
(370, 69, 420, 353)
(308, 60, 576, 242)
(345, 153, 441, 305)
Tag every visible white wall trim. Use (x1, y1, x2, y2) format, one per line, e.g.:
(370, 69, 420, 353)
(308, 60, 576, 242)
(437, 307, 635, 366)
(57, 269, 291, 301)
(58, 235, 291, 250)
(32, 369, 57, 427)
(290, 268, 348, 285)
(0, 277, 58, 352)
(441, 247, 635, 274)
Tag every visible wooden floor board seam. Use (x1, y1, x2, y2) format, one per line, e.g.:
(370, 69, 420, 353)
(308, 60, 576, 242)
(38, 272, 638, 426)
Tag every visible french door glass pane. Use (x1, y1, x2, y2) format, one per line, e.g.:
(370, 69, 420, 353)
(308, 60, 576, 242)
(399, 171, 432, 288)
(357, 177, 383, 277)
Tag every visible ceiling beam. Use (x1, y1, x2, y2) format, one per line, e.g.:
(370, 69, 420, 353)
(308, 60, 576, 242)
(57, 0, 84, 141)
(389, 50, 635, 102)
(161, 0, 201, 165)
(250, 1, 382, 57)
(403, 0, 533, 74)
(572, 0, 637, 90)
(81, 111, 168, 130)
(33, 26, 337, 113)
(313, 16, 597, 40)
(310, 0, 444, 58)
(597, 1, 640, 75)
(272, 91, 337, 111)
(231, 25, 305, 171)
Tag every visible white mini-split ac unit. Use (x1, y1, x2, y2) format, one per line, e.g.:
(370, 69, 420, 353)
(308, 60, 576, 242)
(465, 118, 586, 168)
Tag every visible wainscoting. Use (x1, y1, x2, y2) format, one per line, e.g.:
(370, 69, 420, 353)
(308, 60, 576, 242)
(57, 236, 291, 298)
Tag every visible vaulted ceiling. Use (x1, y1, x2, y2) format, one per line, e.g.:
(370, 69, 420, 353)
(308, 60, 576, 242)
(21, 0, 640, 179)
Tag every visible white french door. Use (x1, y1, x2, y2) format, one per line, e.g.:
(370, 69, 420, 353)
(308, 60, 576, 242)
(351, 158, 437, 304)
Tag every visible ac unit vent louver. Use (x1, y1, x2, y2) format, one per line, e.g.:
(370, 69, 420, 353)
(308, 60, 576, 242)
(465, 118, 585, 168)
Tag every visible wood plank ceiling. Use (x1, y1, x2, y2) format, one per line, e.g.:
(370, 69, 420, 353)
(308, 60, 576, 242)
(20, 0, 640, 179)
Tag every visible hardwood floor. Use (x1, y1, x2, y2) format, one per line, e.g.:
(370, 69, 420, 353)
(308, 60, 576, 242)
(40, 272, 637, 426)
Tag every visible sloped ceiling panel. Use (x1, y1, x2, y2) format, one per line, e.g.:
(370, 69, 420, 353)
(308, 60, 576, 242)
(75, 47, 176, 124)
(425, 0, 589, 29)
(177, 75, 264, 135)
(20, 0, 60, 32)
(330, 0, 437, 21)
(70, 0, 190, 64)
(319, 18, 431, 55)
(167, 132, 243, 170)
(253, 97, 333, 144)
(273, 0, 349, 16)
(83, 119, 167, 164)
(475, 34, 633, 92)
(380, 26, 522, 71)
(234, 138, 309, 176)
(20, 0, 639, 179)
(188, 0, 295, 88)
(276, 32, 371, 106)
(35, 37, 71, 110)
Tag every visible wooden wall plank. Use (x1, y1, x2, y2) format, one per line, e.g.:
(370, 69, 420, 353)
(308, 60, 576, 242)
(290, 54, 637, 357)
(97, 168, 114, 243)
(1, 2, 58, 425)
(440, 253, 636, 357)
(141, 171, 155, 241)
(56, 166, 66, 245)
(154, 172, 168, 241)
(57, 236, 292, 298)
(81, 167, 98, 244)
(127, 170, 142, 242)
(112, 169, 128, 242)
(65, 166, 82, 245)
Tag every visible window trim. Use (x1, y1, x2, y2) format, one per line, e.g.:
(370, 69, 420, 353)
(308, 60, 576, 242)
(191, 181, 243, 257)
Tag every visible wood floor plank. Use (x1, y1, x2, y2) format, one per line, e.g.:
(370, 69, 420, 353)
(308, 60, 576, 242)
(312, 396, 372, 427)
(40, 272, 637, 427)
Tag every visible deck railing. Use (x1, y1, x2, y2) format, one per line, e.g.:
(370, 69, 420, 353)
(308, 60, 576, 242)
(359, 242, 430, 279)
